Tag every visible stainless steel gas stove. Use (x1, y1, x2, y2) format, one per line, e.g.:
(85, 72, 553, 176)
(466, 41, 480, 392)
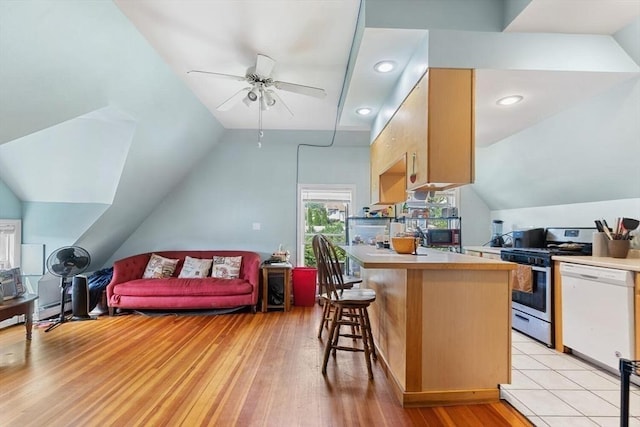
(501, 227, 595, 347)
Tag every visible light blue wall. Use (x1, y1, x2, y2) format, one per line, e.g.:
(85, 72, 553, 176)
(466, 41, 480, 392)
(615, 17, 640, 65)
(365, 0, 503, 31)
(503, 0, 531, 30)
(22, 202, 109, 262)
(108, 129, 370, 265)
(459, 186, 492, 246)
(0, 179, 21, 219)
(1, 0, 227, 270)
(475, 76, 640, 210)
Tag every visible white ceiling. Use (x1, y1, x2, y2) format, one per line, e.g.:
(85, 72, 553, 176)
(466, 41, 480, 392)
(115, 0, 359, 132)
(115, 0, 640, 146)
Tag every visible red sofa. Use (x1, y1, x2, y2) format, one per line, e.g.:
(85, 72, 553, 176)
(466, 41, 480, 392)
(106, 250, 261, 315)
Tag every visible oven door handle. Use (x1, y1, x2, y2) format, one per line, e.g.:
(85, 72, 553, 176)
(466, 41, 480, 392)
(531, 266, 549, 273)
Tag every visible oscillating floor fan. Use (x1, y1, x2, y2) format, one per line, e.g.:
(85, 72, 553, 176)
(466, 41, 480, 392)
(44, 246, 93, 332)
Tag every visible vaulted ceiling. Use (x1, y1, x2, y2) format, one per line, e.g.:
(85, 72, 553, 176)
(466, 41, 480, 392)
(0, 0, 638, 266)
(115, 0, 640, 147)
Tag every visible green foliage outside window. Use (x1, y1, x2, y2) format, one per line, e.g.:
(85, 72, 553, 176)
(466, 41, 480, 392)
(303, 202, 346, 267)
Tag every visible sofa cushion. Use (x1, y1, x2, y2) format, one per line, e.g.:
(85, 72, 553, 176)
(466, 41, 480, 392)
(178, 256, 213, 278)
(112, 278, 253, 297)
(142, 254, 179, 279)
(211, 256, 242, 279)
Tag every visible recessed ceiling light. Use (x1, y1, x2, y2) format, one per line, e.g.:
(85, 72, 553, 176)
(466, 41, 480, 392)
(374, 61, 395, 73)
(496, 95, 523, 106)
(356, 107, 372, 116)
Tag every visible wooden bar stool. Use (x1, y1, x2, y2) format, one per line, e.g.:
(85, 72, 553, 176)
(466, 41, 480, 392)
(312, 235, 367, 336)
(313, 234, 377, 380)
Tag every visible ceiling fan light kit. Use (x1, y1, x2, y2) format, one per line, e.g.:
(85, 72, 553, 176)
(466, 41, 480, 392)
(188, 54, 327, 147)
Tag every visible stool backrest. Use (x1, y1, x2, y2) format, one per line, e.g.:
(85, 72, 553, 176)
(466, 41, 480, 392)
(311, 234, 345, 299)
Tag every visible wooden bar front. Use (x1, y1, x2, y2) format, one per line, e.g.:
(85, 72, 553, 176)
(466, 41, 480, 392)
(344, 246, 514, 407)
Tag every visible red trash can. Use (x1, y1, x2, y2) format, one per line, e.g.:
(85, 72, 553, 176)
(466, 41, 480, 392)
(292, 267, 317, 307)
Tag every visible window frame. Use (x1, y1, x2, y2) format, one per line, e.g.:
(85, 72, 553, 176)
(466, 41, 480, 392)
(296, 184, 355, 266)
(0, 219, 21, 270)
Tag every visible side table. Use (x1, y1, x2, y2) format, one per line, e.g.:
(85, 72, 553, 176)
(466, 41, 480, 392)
(261, 263, 292, 313)
(0, 293, 38, 340)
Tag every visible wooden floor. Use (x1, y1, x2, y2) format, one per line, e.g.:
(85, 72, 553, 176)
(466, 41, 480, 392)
(0, 305, 532, 427)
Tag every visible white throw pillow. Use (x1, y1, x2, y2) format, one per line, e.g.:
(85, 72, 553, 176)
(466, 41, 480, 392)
(142, 254, 179, 279)
(211, 256, 242, 279)
(178, 256, 213, 278)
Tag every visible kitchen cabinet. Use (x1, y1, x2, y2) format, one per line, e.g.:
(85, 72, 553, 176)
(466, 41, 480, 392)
(407, 68, 475, 191)
(369, 68, 475, 205)
(370, 130, 406, 205)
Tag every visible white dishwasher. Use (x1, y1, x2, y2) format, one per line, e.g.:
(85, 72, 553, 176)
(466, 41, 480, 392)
(561, 262, 635, 372)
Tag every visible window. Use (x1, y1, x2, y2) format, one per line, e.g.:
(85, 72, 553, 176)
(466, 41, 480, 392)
(0, 220, 21, 270)
(297, 185, 355, 267)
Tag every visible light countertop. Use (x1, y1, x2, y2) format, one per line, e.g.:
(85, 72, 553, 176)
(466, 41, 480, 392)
(343, 245, 515, 270)
(464, 246, 640, 273)
(553, 254, 640, 272)
(464, 246, 502, 255)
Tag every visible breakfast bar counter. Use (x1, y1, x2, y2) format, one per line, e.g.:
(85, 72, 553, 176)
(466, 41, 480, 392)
(343, 245, 515, 407)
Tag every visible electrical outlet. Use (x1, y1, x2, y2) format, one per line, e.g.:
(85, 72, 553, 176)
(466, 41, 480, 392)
(252, 222, 261, 231)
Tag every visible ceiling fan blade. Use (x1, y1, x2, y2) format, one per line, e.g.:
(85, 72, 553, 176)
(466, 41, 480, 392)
(267, 90, 294, 117)
(216, 87, 251, 111)
(273, 81, 326, 99)
(187, 70, 246, 82)
(255, 54, 275, 77)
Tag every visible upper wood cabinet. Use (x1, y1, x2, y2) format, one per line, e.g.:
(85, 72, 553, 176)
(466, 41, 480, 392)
(370, 119, 406, 204)
(369, 68, 475, 204)
(411, 68, 475, 191)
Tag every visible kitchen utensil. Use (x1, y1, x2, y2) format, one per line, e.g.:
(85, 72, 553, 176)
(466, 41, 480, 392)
(594, 220, 603, 232)
(608, 239, 630, 258)
(391, 237, 419, 254)
(622, 217, 639, 232)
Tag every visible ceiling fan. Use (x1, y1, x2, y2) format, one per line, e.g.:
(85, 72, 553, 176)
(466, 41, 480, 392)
(187, 54, 327, 115)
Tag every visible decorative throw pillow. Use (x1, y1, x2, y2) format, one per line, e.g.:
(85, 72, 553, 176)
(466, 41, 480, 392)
(142, 254, 179, 279)
(178, 256, 213, 278)
(211, 256, 242, 279)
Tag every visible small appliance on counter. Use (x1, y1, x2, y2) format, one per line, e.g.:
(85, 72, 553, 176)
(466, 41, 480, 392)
(490, 220, 505, 247)
(512, 228, 545, 248)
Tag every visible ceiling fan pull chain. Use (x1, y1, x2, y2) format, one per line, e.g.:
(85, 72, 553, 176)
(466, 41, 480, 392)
(258, 100, 263, 148)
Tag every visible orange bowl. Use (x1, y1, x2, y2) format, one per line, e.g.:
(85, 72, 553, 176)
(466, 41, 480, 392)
(391, 237, 417, 254)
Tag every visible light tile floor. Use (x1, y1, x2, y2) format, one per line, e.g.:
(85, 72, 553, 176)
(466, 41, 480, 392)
(501, 330, 640, 427)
